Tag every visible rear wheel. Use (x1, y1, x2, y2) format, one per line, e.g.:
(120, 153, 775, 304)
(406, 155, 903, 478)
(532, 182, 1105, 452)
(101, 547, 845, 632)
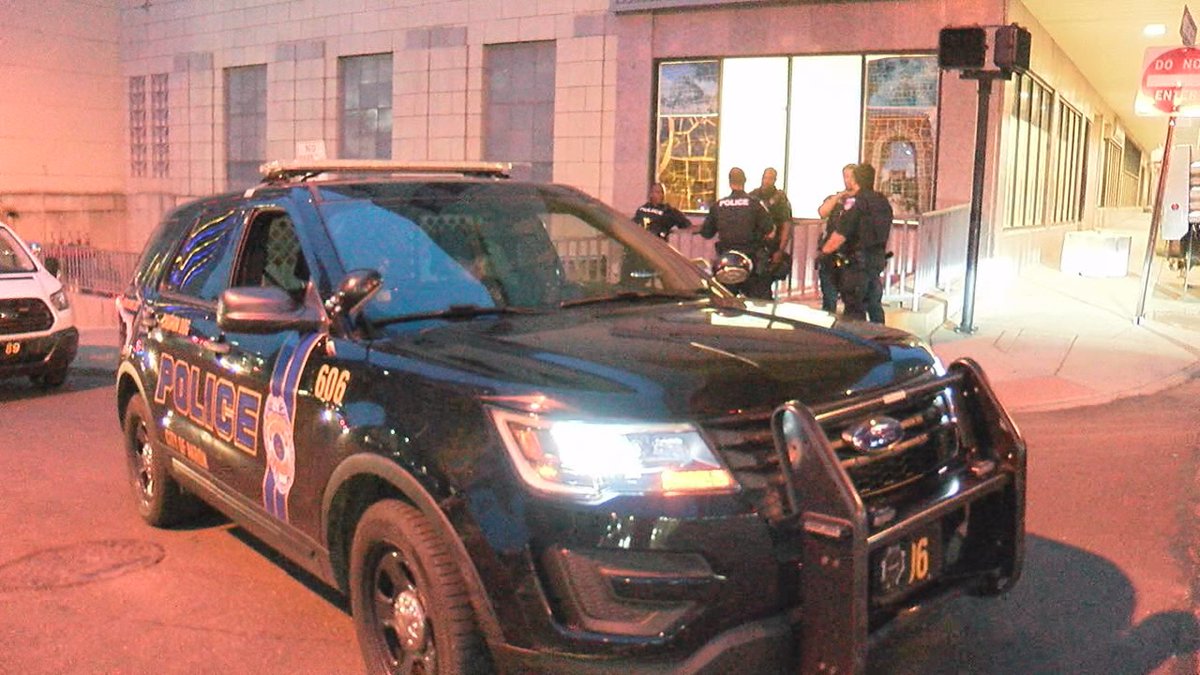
(123, 395, 198, 526)
(349, 499, 491, 675)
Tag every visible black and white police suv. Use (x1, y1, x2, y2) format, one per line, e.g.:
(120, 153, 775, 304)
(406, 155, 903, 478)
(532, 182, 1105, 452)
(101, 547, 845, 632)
(115, 160, 1025, 674)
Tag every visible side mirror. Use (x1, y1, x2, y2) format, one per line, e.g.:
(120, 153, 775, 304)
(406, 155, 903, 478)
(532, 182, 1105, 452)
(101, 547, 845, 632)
(217, 285, 327, 334)
(324, 268, 382, 322)
(43, 256, 61, 278)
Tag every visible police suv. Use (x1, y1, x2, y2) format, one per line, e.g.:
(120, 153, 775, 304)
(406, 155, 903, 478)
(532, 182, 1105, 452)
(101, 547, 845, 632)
(115, 160, 1025, 674)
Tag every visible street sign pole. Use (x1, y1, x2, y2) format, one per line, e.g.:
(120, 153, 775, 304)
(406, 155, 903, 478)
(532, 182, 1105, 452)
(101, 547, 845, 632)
(1135, 117, 1177, 323)
(958, 71, 1004, 334)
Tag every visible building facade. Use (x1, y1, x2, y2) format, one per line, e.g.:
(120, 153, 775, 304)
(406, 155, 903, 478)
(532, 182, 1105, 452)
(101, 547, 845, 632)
(1, 0, 1152, 275)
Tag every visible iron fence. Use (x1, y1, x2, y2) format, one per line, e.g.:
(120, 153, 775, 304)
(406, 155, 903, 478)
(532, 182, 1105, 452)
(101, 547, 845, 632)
(41, 244, 138, 297)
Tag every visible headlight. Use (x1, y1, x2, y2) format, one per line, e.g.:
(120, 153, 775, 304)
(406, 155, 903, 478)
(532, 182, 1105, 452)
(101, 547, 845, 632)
(489, 407, 736, 503)
(50, 290, 70, 311)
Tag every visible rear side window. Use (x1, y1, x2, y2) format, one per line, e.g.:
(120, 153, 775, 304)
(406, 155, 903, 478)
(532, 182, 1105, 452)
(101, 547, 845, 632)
(161, 206, 241, 302)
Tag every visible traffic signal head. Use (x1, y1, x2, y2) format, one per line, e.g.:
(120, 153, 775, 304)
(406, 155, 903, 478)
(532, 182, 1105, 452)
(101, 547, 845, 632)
(994, 24, 1032, 73)
(939, 27, 987, 70)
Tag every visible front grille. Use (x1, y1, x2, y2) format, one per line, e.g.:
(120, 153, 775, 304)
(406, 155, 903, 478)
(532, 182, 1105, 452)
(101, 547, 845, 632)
(0, 298, 54, 335)
(703, 387, 960, 522)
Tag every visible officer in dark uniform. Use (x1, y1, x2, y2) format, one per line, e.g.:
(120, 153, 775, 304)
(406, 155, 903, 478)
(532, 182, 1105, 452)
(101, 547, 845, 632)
(749, 167, 794, 282)
(700, 167, 775, 299)
(815, 163, 858, 313)
(633, 182, 691, 240)
(819, 163, 893, 322)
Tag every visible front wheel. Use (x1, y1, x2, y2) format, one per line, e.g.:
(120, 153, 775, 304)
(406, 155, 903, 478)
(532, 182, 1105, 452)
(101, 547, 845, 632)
(123, 395, 198, 527)
(349, 499, 491, 675)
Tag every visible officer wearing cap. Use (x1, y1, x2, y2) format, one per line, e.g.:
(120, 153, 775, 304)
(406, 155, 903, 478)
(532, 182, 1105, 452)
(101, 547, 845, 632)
(699, 167, 775, 299)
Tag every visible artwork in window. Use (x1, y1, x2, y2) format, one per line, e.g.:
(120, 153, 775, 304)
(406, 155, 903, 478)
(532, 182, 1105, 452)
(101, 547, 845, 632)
(863, 56, 938, 218)
(656, 61, 719, 212)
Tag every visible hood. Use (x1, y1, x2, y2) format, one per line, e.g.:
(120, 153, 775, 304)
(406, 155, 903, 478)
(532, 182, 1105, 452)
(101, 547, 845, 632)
(369, 299, 939, 420)
(0, 269, 61, 302)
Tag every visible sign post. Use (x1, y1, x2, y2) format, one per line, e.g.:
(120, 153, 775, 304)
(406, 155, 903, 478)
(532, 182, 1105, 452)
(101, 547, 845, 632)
(1134, 44, 1200, 322)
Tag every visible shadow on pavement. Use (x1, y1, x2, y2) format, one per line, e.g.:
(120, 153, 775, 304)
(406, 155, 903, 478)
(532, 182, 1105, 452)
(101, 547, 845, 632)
(225, 525, 351, 614)
(0, 370, 113, 402)
(870, 535, 1199, 674)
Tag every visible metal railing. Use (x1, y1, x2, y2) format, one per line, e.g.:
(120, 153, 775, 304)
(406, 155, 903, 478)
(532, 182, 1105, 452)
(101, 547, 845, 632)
(668, 205, 971, 308)
(40, 244, 138, 297)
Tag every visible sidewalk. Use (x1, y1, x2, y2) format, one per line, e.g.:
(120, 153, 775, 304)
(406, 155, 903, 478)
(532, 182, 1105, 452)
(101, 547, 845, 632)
(919, 261, 1200, 413)
(74, 261, 1200, 413)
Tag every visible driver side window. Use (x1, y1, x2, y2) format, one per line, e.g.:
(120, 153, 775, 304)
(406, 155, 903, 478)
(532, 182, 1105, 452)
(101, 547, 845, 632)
(232, 210, 310, 299)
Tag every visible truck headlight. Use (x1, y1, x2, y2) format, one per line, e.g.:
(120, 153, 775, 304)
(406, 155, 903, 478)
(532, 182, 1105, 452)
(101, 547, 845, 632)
(50, 290, 70, 311)
(489, 408, 736, 503)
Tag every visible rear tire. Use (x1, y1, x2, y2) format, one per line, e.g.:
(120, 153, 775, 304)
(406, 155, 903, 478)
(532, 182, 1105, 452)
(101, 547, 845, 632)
(123, 395, 198, 527)
(349, 499, 491, 675)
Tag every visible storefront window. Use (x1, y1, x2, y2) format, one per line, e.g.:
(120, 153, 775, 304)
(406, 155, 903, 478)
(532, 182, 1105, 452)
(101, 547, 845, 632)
(655, 54, 938, 217)
(655, 60, 720, 212)
(787, 55, 863, 219)
(1006, 73, 1054, 228)
(717, 57, 788, 198)
(863, 55, 939, 219)
(1050, 102, 1088, 223)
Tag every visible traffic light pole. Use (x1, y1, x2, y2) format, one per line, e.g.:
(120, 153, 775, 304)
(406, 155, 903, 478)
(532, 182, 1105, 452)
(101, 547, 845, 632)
(958, 71, 1005, 334)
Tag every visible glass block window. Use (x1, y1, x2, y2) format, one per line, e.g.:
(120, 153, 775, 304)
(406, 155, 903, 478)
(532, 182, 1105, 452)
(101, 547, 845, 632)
(484, 41, 557, 183)
(129, 76, 147, 177)
(655, 60, 719, 212)
(1050, 102, 1088, 224)
(340, 54, 393, 159)
(225, 65, 267, 189)
(1006, 73, 1054, 228)
(151, 73, 170, 177)
(862, 55, 940, 219)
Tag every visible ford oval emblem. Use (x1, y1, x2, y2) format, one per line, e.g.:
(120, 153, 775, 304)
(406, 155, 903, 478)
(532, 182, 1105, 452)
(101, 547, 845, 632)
(842, 416, 904, 454)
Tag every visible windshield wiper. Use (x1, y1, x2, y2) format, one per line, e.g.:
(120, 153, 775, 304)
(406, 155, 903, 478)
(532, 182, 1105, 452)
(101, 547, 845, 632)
(371, 304, 538, 327)
(559, 290, 705, 308)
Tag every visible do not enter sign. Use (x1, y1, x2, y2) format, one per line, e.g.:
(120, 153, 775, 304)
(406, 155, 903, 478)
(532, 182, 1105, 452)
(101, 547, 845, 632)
(1139, 46, 1200, 115)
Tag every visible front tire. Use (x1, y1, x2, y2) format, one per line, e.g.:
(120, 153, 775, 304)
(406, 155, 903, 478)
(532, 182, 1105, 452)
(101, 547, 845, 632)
(123, 395, 198, 527)
(349, 499, 491, 675)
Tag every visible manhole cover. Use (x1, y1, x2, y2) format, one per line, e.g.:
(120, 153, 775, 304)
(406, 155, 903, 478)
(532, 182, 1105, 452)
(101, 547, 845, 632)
(0, 540, 164, 592)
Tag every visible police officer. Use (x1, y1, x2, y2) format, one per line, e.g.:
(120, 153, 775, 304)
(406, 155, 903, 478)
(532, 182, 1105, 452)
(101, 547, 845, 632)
(700, 167, 774, 299)
(633, 182, 691, 240)
(819, 163, 892, 322)
(815, 163, 857, 314)
(750, 167, 793, 281)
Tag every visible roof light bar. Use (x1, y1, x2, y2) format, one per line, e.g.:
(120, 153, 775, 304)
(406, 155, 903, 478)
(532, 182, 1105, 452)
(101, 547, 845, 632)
(258, 159, 512, 183)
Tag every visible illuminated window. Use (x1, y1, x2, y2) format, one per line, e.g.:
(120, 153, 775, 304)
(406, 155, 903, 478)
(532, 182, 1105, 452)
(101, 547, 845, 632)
(340, 53, 393, 159)
(225, 65, 267, 189)
(151, 73, 170, 177)
(129, 76, 147, 177)
(655, 60, 719, 212)
(654, 55, 939, 217)
(718, 58, 788, 198)
(1006, 73, 1053, 228)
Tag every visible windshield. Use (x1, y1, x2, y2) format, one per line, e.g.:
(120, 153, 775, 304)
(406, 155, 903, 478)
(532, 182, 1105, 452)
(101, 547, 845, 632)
(0, 229, 36, 274)
(317, 182, 710, 324)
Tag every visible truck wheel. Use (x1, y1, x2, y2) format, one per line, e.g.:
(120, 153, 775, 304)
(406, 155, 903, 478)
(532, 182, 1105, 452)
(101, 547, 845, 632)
(123, 396, 197, 527)
(349, 499, 491, 675)
(30, 366, 68, 388)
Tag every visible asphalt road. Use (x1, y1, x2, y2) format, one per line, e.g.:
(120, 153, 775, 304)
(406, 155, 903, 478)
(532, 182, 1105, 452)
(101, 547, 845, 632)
(0, 372, 1196, 674)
